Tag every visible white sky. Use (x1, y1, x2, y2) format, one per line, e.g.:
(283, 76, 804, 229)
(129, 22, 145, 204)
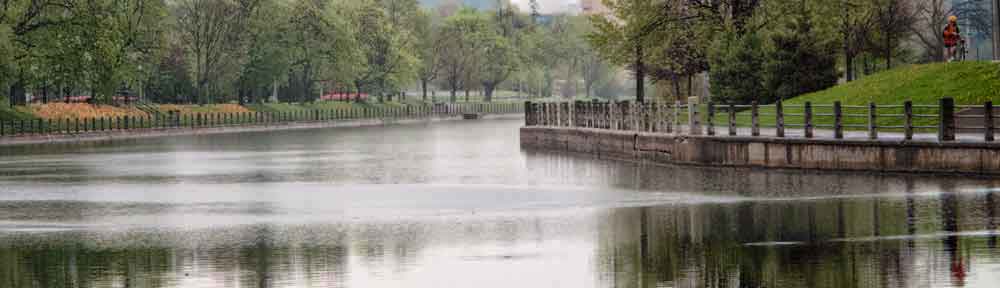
(510, 0, 579, 13)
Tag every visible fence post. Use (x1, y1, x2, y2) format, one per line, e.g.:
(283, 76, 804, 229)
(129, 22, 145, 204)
(673, 100, 682, 133)
(804, 102, 813, 138)
(524, 101, 531, 126)
(775, 100, 784, 138)
(706, 102, 715, 136)
(647, 102, 657, 132)
(868, 102, 878, 140)
(561, 102, 569, 127)
(564, 102, 572, 127)
(751, 101, 759, 137)
(728, 104, 736, 136)
(986, 101, 994, 142)
(618, 101, 625, 130)
(0, 120, 4, 136)
(573, 101, 582, 127)
(834, 101, 843, 139)
(904, 101, 913, 140)
(688, 100, 701, 135)
(75, 118, 80, 134)
(939, 97, 955, 142)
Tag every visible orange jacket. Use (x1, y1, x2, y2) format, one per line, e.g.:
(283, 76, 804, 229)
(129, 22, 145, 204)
(943, 24, 961, 47)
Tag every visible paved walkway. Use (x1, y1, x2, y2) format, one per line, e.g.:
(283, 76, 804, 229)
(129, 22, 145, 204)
(547, 125, 999, 144)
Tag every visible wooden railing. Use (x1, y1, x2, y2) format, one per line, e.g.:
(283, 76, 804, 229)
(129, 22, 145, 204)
(525, 98, 998, 142)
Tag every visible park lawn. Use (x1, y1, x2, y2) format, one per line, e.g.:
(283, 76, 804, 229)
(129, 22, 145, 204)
(247, 101, 381, 114)
(723, 61, 1000, 131)
(0, 99, 37, 121)
(157, 103, 253, 115)
(783, 61, 1000, 106)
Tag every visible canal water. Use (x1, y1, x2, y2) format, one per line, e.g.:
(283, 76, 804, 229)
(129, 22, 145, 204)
(1, 119, 999, 288)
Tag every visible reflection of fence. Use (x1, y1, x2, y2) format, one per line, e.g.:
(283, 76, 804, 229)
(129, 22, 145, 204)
(0, 103, 523, 137)
(525, 98, 999, 142)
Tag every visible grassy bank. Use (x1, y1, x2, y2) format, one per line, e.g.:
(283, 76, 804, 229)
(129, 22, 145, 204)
(781, 61, 1000, 105)
(720, 61, 1000, 130)
(0, 99, 37, 121)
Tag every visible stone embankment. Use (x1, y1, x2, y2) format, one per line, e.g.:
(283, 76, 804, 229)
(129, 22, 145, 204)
(521, 99, 1000, 175)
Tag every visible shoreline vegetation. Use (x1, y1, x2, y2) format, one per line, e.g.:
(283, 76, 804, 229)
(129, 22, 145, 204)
(0, 101, 525, 145)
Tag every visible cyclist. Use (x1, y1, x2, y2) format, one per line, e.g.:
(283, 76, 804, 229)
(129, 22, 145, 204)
(943, 15, 963, 62)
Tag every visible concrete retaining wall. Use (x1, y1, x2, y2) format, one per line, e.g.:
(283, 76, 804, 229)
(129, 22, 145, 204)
(0, 114, 523, 146)
(521, 126, 1000, 175)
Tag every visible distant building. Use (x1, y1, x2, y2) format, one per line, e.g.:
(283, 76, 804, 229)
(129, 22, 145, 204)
(419, 0, 496, 11)
(994, 0, 999, 60)
(580, 0, 609, 15)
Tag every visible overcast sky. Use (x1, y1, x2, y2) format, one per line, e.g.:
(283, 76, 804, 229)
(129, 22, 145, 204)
(510, 0, 578, 13)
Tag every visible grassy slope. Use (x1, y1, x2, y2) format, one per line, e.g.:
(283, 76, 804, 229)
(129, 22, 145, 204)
(724, 61, 1000, 130)
(784, 61, 1000, 105)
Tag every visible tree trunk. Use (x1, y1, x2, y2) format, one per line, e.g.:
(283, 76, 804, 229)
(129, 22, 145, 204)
(355, 83, 365, 103)
(885, 35, 892, 69)
(687, 75, 693, 98)
(846, 53, 854, 81)
(484, 84, 495, 102)
(635, 44, 645, 103)
(464, 89, 469, 102)
(10, 79, 25, 106)
(671, 76, 681, 102)
(449, 86, 457, 103)
(421, 79, 428, 101)
(271, 79, 279, 103)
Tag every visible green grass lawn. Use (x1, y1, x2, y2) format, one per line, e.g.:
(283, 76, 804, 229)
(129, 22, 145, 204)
(716, 61, 1000, 131)
(0, 99, 38, 121)
(782, 61, 1000, 106)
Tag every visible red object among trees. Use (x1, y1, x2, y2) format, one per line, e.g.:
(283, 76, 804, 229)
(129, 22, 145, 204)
(320, 92, 368, 101)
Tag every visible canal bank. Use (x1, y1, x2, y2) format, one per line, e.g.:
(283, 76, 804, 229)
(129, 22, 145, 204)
(521, 99, 1000, 175)
(0, 113, 523, 146)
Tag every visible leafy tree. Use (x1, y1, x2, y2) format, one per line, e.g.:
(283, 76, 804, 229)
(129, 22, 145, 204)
(872, 0, 916, 69)
(350, 0, 418, 102)
(437, 9, 488, 102)
(286, 0, 359, 103)
(590, 0, 717, 102)
(173, 0, 259, 104)
(763, 13, 838, 102)
(414, 9, 442, 101)
(479, 34, 517, 101)
(708, 30, 765, 104)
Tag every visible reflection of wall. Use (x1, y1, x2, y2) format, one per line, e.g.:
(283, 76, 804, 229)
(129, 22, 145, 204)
(593, 188, 1000, 288)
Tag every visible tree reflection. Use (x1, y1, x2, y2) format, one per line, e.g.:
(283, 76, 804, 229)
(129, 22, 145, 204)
(596, 185, 1000, 288)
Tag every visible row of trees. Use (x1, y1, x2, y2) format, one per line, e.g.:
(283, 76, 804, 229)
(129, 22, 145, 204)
(422, 3, 622, 103)
(0, 0, 620, 106)
(587, 0, 996, 105)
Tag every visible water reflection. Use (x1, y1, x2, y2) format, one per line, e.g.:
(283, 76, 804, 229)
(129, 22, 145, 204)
(0, 120, 998, 287)
(595, 185, 1000, 288)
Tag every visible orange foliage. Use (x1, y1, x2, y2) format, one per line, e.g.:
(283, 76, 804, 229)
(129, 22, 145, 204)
(29, 103, 150, 120)
(158, 104, 252, 115)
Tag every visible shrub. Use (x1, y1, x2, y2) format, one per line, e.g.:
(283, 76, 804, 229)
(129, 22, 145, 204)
(708, 30, 766, 105)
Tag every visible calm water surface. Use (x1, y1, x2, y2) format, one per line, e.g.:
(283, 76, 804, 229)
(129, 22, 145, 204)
(1, 119, 999, 288)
